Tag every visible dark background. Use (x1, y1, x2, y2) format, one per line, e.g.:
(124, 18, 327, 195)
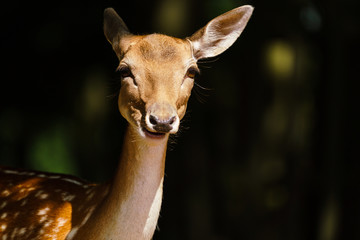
(0, 0, 358, 239)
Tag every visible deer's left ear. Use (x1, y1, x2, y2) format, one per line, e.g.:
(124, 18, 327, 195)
(188, 5, 254, 60)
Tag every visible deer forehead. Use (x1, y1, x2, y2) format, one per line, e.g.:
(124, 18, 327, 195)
(124, 34, 194, 73)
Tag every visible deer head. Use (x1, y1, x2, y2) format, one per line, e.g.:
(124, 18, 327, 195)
(104, 6, 253, 140)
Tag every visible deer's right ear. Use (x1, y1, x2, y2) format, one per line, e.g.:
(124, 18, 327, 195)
(188, 5, 254, 60)
(104, 8, 132, 55)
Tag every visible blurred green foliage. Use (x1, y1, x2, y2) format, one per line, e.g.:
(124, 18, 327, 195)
(27, 123, 77, 175)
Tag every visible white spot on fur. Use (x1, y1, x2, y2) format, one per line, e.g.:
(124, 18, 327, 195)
(18, 228, 26, 236)
(11, 227, 18, 238)
(0, 213, 7, 219)
(44, 233, 56, 238)
(44, 220, 53, 228)
(2, 169, 20, 175)
(35, 190, 44, 198)
(48, 175, 61, 179)
(20, 199, 28, 206)
(86, 191, 95, 201)
(39, 193, 49, 199)
(60, 178, 85, 187)
(1, 224, 7, 231)
(37, 207, 50, 215)
(57, 218, 67, 227)
(1, 190, 10, 197)
(0, 201, 7, 209)
(39, 215, 48, 223)
(61, 193, 76, 202)
(53, 217, 68, 233)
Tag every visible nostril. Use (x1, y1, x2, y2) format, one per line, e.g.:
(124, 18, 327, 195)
(168, 116, 175, 125)
(149, 115, 158, 125)
(149, 115, 176, 126)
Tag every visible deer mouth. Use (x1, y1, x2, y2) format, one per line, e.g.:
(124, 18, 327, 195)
(142, 127, 167, 139)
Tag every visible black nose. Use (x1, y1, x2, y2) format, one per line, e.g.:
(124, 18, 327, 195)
(149, 115, 176, 133)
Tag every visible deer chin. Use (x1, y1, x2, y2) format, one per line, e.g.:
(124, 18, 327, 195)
(129, 121, 168, 140)
(141, 124, 169, 140)
(142, 127, 168, 140)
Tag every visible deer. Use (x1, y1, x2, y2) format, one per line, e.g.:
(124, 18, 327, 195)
(0, 5, 253, 240)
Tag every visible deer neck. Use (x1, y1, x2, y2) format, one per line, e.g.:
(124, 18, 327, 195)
(76, 125, 168, 240)
(110, 125, 168, 239)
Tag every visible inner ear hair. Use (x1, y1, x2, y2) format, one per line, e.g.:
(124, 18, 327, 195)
(189, 5, 254, 60)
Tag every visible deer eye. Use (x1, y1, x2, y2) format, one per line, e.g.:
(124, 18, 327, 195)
(117, 65, 137, 86)
(186, 66, 200, 79)
(118, 65, 132, 78)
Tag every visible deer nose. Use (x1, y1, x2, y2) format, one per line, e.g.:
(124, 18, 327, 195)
(145, 103, 179, 133)
(149, 115, 176, 133)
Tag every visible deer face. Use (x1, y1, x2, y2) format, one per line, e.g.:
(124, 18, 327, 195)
(116, 34, 197, 138)
(104, 6, 253, 139)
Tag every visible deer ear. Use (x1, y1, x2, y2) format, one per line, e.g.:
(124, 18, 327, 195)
(188, 5, 254, 60)
(104, 8, 132, 54)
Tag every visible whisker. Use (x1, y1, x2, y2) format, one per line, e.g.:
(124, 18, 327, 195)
(194, 81, 212, 91)
(168, 113, 192, 149)
(198, 57, 220, 65)
(192, 80, 212, 104)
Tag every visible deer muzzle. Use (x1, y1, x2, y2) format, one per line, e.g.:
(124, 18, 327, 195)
(145, 103, 179, 134)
